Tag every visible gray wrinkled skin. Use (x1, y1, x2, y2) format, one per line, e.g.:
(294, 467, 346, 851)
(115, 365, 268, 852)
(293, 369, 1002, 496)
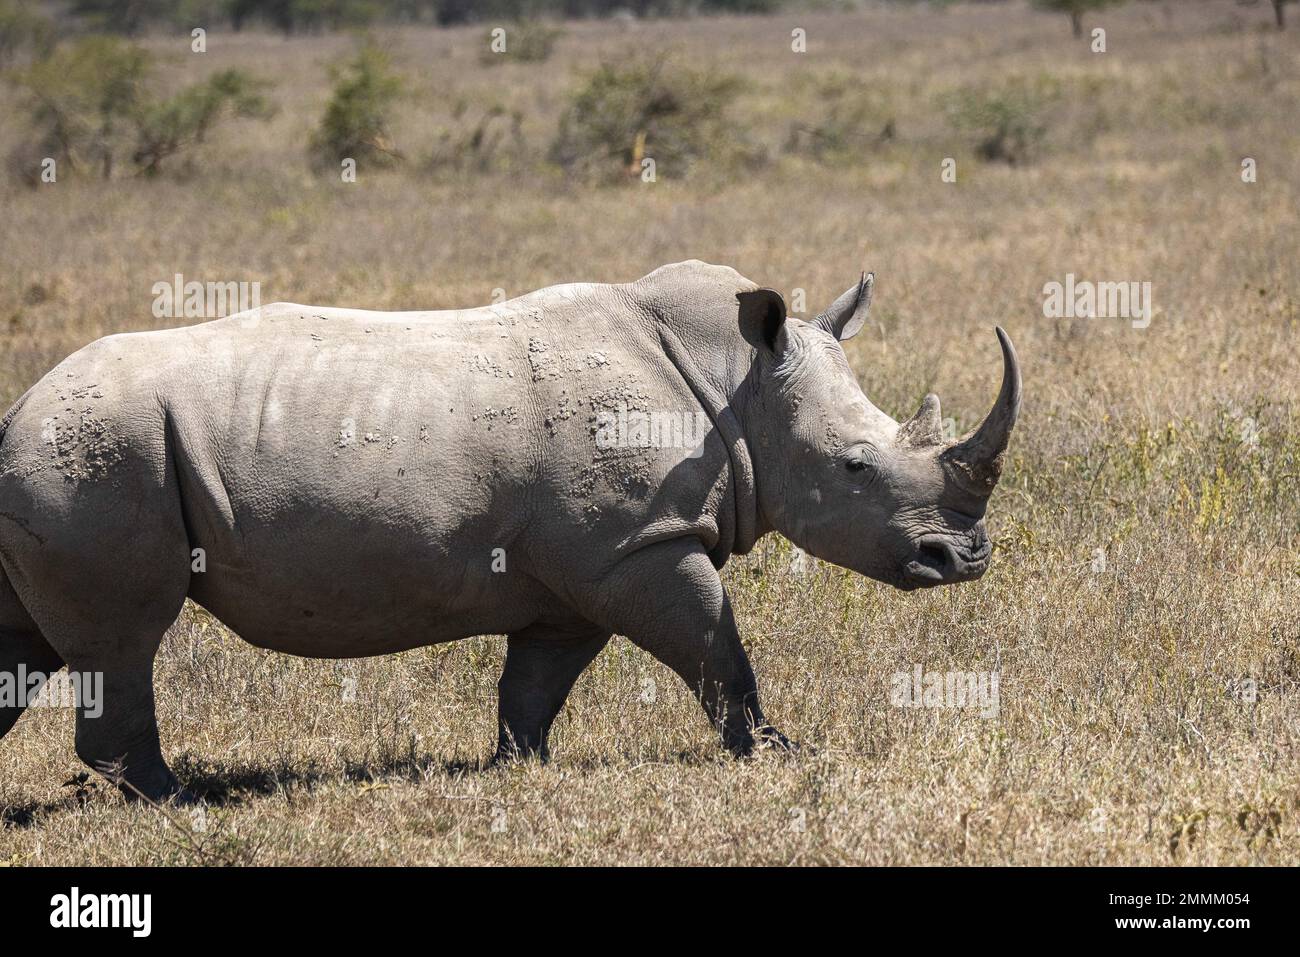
(0, 260, 1020, 800)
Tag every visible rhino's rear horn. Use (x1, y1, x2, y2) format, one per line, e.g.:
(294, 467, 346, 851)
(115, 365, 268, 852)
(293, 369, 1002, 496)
(897, 393, 945, 448)
(941, 327, 1021, 494)
(814, 272, 873, 341)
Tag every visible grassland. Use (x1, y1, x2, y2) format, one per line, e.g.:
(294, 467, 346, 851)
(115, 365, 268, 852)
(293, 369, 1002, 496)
(1, 0, 1298, 865)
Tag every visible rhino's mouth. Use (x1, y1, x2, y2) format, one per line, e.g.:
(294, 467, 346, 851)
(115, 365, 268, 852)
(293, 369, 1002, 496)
(903, 533, 992, 587)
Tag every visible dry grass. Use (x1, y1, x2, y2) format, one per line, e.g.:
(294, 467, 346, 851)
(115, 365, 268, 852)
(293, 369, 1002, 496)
(1, 0, 1298, 865)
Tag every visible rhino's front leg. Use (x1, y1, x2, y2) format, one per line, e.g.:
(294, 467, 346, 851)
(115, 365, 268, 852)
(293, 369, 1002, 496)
(494, 623, 611, 762)
(592, 539, 788, 756)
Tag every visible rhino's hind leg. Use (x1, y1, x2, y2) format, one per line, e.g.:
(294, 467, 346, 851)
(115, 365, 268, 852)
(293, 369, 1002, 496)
(0, 627, 65, 741)
(494, 623, 611, 762)
(69, 649, 188, 803)
(5, 552, 191, 803)
(0, 401, 193, 802)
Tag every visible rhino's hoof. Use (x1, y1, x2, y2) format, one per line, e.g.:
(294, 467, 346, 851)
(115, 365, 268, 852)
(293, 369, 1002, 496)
(161, 786, 202, 807)
(112, 765, 195, 805)
(490, 746, 549, 767)
(755, 726, 800, 755)
(728, 726, 800, 758)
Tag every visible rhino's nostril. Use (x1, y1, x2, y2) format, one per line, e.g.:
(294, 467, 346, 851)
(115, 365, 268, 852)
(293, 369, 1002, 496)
(906, 534, 991, 587)
(917, 541, 950, 573)
(903, 541, 950, 585)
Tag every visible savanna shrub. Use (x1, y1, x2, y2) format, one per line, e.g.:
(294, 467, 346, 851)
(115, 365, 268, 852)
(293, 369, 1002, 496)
(133, 69, 274, 175)
(478, 19, 562, 65)
(9, 37, 273, 182)
(11, 37, 151, 179)
(310, 41, 404, 170)
(784, 71, 896, 163)
(943, 75, 1062, 165)
(425, 100, 527, 174)
(549, 53, 755, 183)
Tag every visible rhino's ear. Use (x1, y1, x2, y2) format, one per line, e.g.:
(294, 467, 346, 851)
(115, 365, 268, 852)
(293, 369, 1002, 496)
(736, 288, 789, 354)
(814, 272, 874, 341)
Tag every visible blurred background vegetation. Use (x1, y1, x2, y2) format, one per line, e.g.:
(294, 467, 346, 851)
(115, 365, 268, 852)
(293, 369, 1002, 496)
(8, 0, 1274, 184)
(11, 0, 788, 37)
(1, 0, 1294, 38)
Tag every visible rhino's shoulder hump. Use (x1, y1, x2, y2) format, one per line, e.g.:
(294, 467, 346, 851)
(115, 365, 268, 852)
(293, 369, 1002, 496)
(636, 260, 753, 290)
(630, 260, 759, 316)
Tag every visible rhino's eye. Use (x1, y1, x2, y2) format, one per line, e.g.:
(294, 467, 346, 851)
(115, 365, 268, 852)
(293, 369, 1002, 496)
(845, 457, 873, 474)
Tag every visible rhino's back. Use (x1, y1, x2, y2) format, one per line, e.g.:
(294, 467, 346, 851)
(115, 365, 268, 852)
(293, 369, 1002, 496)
(177, 287, 679, 650)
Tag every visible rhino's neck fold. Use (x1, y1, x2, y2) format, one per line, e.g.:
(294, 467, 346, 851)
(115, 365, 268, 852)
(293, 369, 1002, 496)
(655, 325, 759, 563)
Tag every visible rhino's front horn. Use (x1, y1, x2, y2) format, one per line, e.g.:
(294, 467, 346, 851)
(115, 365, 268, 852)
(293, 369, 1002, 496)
(941, 327, 1021, 494)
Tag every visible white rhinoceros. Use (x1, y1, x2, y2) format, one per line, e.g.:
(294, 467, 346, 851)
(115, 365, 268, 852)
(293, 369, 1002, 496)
(0, 261, 1019, 800)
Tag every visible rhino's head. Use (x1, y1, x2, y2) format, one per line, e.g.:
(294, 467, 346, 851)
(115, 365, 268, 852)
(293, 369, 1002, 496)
(738, 274, 1021, 590)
